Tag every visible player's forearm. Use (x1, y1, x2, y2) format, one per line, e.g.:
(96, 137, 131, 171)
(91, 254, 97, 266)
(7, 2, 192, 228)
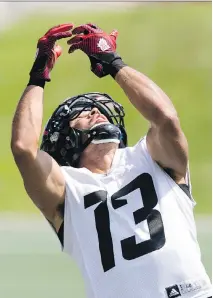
(11, 85, 44, 156)
(115, 66, 177, 126)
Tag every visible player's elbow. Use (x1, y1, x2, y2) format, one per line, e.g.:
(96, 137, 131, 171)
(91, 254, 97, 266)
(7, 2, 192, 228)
(11, 140, 27, 156)
(159, 112, 181, 135)
(11, 139, 37, 161)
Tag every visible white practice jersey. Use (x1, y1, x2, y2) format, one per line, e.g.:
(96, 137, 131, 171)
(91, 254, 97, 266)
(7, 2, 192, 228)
(61, 137, 212, 298)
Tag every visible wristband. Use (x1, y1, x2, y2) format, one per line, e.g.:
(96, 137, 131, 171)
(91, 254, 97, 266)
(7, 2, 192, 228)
(109, 58, 127, 78)
(27, 78, 46, 88)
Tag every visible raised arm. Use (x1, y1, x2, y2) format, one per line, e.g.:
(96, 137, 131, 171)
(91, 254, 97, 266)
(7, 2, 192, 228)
(115, 67, 188, 183)
(11, 24, 73, 232)
(67, 23, 188, 183)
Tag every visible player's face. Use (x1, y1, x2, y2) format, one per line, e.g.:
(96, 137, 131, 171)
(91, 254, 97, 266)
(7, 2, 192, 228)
(70, 108, 109, 130)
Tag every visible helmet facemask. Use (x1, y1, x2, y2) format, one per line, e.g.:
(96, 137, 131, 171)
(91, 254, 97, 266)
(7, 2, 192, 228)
(40, 92, 127, 167)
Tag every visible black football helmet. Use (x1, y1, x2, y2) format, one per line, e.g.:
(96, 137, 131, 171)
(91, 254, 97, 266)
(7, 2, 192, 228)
(40, 92, 127, 167)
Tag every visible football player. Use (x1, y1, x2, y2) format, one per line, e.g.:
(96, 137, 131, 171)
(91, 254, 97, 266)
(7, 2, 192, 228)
(11, 23, 212, 298)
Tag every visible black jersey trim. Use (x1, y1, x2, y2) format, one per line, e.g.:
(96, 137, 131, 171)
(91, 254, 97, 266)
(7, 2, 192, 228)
(57, 221, 64, 247)
(178, 183, 192, 200)
(163, 167, 192, 200)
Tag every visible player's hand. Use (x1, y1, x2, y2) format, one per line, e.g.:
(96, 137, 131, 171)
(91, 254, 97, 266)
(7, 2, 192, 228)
(67, 23, 125, 78)
(29, 24, 74, 82)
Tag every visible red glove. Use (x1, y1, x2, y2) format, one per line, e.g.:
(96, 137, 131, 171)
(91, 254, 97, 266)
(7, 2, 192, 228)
(29, 24, 73, 84)
(67, 23, 126, 78)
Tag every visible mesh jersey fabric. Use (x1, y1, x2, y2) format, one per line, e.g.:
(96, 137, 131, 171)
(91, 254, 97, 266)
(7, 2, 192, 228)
(61, 137, 212, 298)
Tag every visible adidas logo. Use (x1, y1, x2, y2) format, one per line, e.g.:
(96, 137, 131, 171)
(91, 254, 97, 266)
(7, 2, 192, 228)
(97, 38, 110, 51)
(166, 285, 181, 298)
(169, 288, 179, 297)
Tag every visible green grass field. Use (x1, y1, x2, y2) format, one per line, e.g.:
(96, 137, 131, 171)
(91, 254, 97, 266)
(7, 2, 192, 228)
(0, 3, 211, 297)
(0, 3, 211, 214)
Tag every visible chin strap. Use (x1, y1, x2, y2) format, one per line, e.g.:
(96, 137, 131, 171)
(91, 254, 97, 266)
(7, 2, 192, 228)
(88, 123, 121, 145)
(91, 139, 120, 144)
(64, 123, 122, 166)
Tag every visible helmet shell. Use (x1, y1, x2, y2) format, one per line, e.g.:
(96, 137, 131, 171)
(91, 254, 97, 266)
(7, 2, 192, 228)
(40, 92, 127, 166)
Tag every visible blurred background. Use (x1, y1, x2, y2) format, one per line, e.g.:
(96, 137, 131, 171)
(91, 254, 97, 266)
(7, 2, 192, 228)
(0, 2, 211, 297)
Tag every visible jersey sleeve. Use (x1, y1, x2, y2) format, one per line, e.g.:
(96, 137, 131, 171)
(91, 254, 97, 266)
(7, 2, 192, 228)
(135, 136, 196, 206)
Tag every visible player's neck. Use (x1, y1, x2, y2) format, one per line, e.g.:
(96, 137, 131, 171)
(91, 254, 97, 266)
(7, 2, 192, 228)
(78, 143, 119, 174)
